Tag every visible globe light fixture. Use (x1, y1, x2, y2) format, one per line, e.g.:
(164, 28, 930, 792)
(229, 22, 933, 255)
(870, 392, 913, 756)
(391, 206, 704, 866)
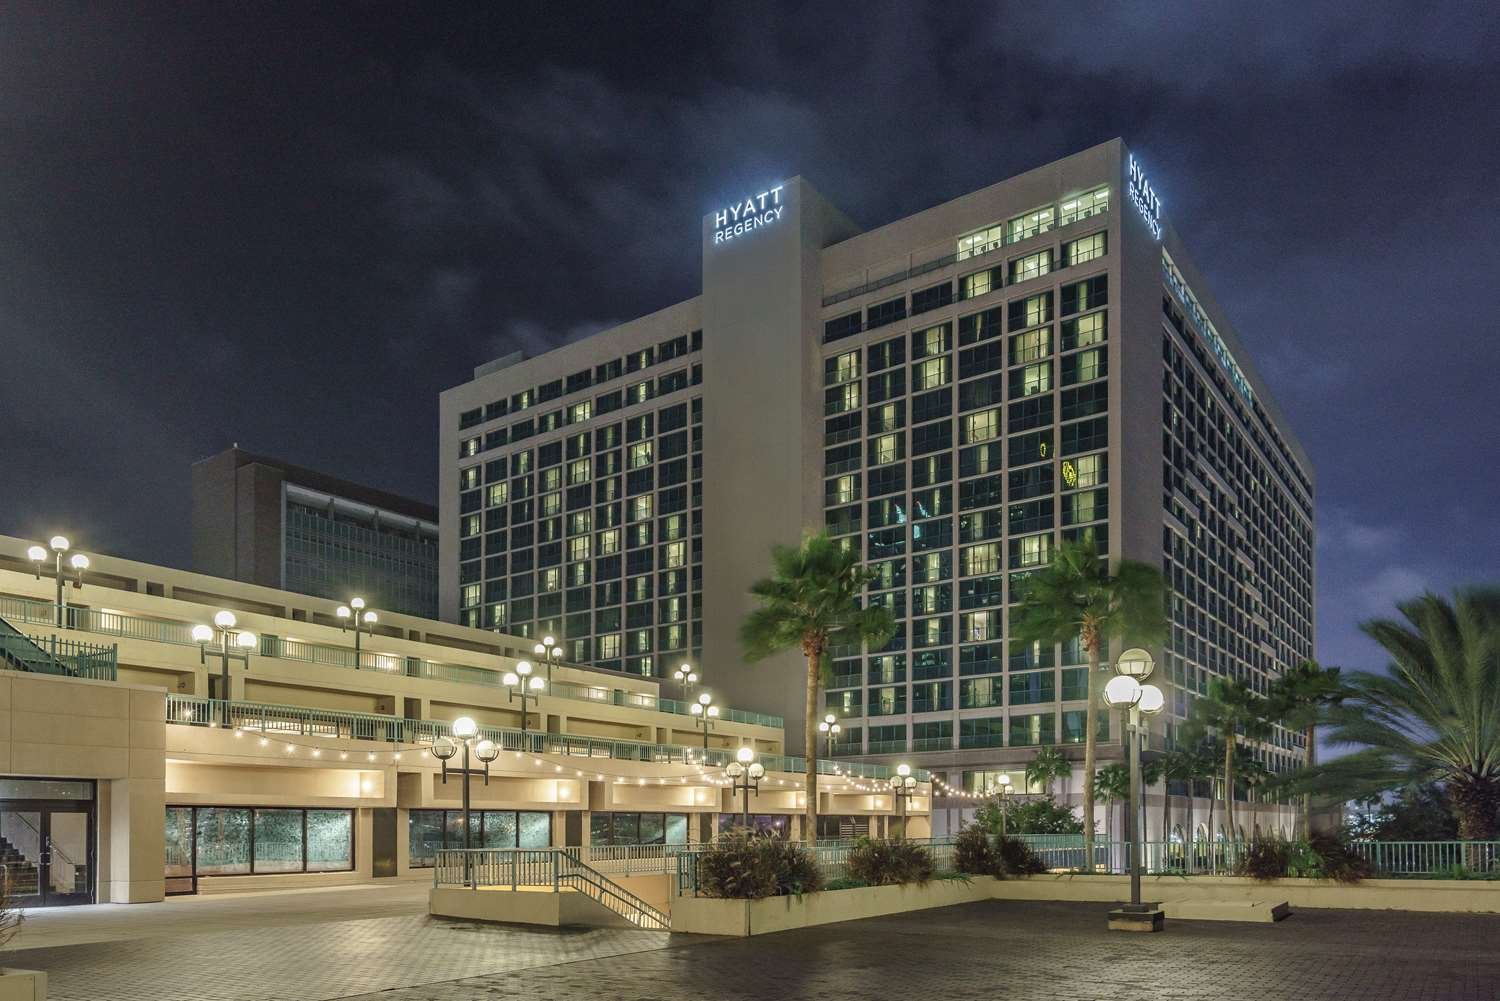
(1103, 674, 1143, 709)
(451, 716, 479, 739)
(532, 635, 562, 682)
(690, 692, 718, 750)
(335, 596, 378, 663)
(725, 747, 763, 826)
(436, 720, 500, 854)
(888, 763, 919, 837)
(28, 537, 90, 627)
(1110, 646, 1164, 930)
(195, 610, 256, 726)
(502, 663, 543, 735)
(818, 712, 843, 758)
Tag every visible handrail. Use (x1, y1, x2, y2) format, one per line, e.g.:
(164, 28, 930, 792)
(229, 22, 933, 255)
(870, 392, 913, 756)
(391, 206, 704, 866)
(0, 621, 117, 681)
(0, 595, 782, 728)
(433, 848, 668, 929)
(163, 694, 928, 780)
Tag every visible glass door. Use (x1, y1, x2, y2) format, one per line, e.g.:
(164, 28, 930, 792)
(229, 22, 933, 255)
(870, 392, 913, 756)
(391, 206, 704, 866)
(43, 809, 92, 905)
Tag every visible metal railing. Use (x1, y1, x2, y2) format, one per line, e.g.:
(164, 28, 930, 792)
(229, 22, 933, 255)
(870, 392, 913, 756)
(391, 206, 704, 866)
(1347, 840, 1500, 877)
(162, 695, 927, 781)
(0, 629, 118, 681)
(433, 848, 669, 929)
(1, 596, 782, 728)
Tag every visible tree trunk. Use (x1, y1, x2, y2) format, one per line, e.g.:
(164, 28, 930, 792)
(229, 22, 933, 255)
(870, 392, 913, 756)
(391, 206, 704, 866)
(1162, 776, 1171, 849)
(1302, 722, 1316, 839)
(1450, 776, 1500, 841)
(1185, 791, 1194, 870)
(804, 647, 820, 843)
(1204, 784, 1215, 872)
(1223, 736, 1237, 846)
(1082, 629, 1100, 869)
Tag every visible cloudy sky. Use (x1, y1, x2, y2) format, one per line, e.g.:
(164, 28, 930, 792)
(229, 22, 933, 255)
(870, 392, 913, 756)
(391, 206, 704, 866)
(2, 2, 1496, 673)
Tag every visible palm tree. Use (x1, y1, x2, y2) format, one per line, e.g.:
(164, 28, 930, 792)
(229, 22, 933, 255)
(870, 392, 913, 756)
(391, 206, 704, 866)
(1304, 589, 1500, 840)
(1185, 678, 1271, 845)
(740, 533, 897, 841)
(1010, 539, 1166, 868)
(1025, 745, 1072, 800)
(1093, 763, 1131, 866)
(1268, 660, 1349, 837)
(1155, 744, 1200, 847)
(1238, 750, 1271, 838)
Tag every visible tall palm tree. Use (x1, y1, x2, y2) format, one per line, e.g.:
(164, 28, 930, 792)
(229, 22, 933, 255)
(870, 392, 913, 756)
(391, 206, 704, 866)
(1093, 763, 1131, 855)
(1155, 744, 1200, 846)
(740, 533, 897, 841)
(1025, 745, 1072, 800)
(1010, 539, 1166, 867)
(1304, 589, 1500, 840)
(1268, 660, 1349, 837)
(1186, 679, 1271, 844)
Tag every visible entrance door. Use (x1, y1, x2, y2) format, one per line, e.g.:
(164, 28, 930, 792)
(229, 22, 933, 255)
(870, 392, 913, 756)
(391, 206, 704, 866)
(0, 804, 94, 906)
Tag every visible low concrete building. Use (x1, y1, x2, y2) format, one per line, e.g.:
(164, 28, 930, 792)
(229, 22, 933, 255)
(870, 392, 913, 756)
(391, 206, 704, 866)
(0, 535, 927, 906)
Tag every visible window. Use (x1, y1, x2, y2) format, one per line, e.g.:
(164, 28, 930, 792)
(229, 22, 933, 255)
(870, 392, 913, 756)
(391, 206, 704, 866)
(962, 542, 1000, 576)
(961, 609, 997, 642)
(1009, 249, 1052, 284)
(1062, 348, 1107, 385)
(830, 474, 859, 504)
(961, 408, 1000, 443)
(1058, 186, 1109, 225)
(567, 458, 592, 485)
(960, 677, 1003, 709)
(1063, 488, 1108, 526)
(867, 296, 907, 330)
(1061, 311, 1107, 351)
(824, 311, 863, 343)
(957, 222, 1005, 261)
(1061, 275, 1107, 315)
(1011, 533, 1052, 568)
(871, 433, 903, 466)
(911, 323, 951, 359)
(597, 528, 621, 555)
(408, 810, 551, 865)
(567, 401, 592, 424)
(1064, 231, 1107, 267)
(568, 536, 591, 562)
(1008, 292, 1053, 331)
(184, 807, 353, 876)
(959, 267, 1000, 300)
(1013, 362, 1052, 397)
(1009, 712, 1056, 747)
(826, 350, 861, 385)
(913, 357, 950, 390)
(628, 442, 653, 469)
(911, 281, 953, 315)
(590, 812, 689, 846)
(960, 717, 1005, 749)
(1010, 327, 1051, 365)
(1006, 206, 1054, 243)
(1010, 670, 1056, 706)
(1061, 452, 1106, 489)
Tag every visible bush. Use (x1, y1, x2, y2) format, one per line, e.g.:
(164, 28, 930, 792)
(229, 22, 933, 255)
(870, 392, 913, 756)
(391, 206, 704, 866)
(976, 795, 1084, 836)
(695, 829, 824, 899)
(844, 838, 935, 886)
(1237, 836, 1293, 881)
(953, 825, 997, 877)
(995, 834, 1046, 875)
(1236, 834, 1368, 884)
(1306, 833, 1370, 884)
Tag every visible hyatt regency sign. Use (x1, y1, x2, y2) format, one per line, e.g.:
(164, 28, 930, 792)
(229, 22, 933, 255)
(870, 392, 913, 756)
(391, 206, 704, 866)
(1128, 155, 1162, 240)
(712, 184, 784, 244)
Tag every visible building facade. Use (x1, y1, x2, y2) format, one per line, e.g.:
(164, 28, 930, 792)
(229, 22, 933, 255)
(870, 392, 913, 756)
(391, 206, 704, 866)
(439, 141, 1314, 835)
(0, 534, 922, 907)
(192, 447, 440, 618)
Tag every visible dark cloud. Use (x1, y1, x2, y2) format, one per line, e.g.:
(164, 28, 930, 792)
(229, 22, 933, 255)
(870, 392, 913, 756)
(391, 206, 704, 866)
(1, 1, 1496, 676)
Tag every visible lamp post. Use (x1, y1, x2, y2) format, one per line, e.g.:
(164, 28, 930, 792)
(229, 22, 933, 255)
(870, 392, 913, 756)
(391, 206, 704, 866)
(817, 713, 842, 759)
(430, 716, 500, 853)
(688, 692, 719, 752)
(672, 662, 699, 700)
(887, 763, 917, 839)
(335, 597, 378, 666)
(995, 773, 1014, 836)
(191, 611, 257, 728)
(724, 746, 765, 829)
(1101, 647, 1165, 931)
(502, 660, 545, 738)
(532, 634, 561, 684)
(26, 537, 89, 627)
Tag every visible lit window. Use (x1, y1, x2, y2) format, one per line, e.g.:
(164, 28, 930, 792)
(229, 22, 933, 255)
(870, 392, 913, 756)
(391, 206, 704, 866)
(663, 541, 687, 568)
(540, 492, 561, 517)
(830, 350, 860, 385)
(913, 357, 949, 390)
(834, 474, 858, 503)
(542, 468, 561, 491)
(628, 442, 653, 469)
(487, 483, 508, 507)
(1063, 453, 1105, 489)
(568, 401, 592, 424)
(1065, 232, 1107, 266)
(1012, 328, 1051, 364)
(568, 459, 592, 484)
(962, 543, 1000, 576)
(873, 434, 902, 465)
(460, 584, 481, 608)
(960, 268, 996, 300)
(460, 514, 481, 538)
(1071, 312, 1106, 348)
(1017, 534, 1051, 567)
(568, 537, 591, 562)
(569, 512, 591, 536)
(1071, 348, 1105, 384)
(1009, 249, 1052, 284)
(957, 223, 1005, 261)
(1020, 362, 1051, 396)
(1018, 294, 1049, 328)
(1006, 206, 1055, 243)
(597, 634, 620, 659)
(963, 610, 995, 642)
(630, 496, 653, 522)
(540, 568, 561, 593)
(597, 529, 620, 555)
(460, 437, 480, 458)
(962, 409, 1000, 444)
(1058, 186, 1109, 226)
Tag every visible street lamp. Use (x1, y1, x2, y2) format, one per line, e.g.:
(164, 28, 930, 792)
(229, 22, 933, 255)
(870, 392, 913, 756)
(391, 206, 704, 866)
(817, 713, 842, 758)
(532, 634, 561, 684)
(192, 610, 257, 728)
(688, 691, 719, 751)
(431, 716, 501, 853)
(672, 662, 699, 699)
(1102, 646, 1166, 931)
(27, 537, 89, 627)
(502, 660, 545, 737)
(335, 597, 378, 666)
(724, 746, 765, 828)
(887, 763, 917, 839)
(995, 773, 1014, 836)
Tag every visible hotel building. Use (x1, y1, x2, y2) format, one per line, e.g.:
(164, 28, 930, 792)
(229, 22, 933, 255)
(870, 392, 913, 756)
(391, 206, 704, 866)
(439, 140, 1314, 834)
(0, 535, 923, 908)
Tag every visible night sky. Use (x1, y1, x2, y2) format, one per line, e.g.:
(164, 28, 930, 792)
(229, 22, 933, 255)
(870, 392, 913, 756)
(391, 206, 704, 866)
(3, 3, 1497, 674)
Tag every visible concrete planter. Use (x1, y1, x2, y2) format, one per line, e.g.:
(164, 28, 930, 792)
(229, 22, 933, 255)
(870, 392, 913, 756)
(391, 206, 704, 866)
(0, 969, 47, 1001)
(671, 878, 996, 936)
(996, 874, 1500, 913)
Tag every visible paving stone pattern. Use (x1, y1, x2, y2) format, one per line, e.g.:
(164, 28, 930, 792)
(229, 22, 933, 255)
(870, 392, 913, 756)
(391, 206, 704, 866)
(14, 896, 1500, 1001)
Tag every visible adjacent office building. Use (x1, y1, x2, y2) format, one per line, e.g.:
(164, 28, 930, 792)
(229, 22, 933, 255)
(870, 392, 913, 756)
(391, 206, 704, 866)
(193, 447, 440, 618)
(439, 140, 1315, 815)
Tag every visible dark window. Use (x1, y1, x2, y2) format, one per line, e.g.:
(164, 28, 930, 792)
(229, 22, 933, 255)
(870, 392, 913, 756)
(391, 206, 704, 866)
(824, 312, 863, 343)
(958, 307, 1004, 346)
(911, 281, 954, 315)
(1061, 275, 1108, 316)
(866, 296, 908, 330)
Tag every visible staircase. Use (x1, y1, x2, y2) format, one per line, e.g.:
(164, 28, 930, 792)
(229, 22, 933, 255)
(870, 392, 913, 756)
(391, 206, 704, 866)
(557, 850, 670, 930)
(433, 848, 671, 930)
(0, 834, 40, 898)
(0, 617, 59, 675)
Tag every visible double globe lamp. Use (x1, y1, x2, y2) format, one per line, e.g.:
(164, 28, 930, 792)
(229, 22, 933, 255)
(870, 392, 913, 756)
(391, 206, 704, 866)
(432, 716, 501, 851)
(1101, 647, 1165, 927)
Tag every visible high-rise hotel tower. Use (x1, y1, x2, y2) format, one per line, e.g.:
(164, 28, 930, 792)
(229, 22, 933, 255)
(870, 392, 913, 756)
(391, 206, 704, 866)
(439, 140, 1315, 794)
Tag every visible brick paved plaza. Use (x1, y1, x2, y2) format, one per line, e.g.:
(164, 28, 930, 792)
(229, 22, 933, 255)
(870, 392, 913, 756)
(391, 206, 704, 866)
(11, 886, 1499, 1001)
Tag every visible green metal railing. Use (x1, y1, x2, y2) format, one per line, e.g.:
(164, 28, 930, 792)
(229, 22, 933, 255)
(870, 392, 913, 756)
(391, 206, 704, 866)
(1347, 840, 1500, 876)
(1, 596, 783, 728)
(0, 629, 117, 681)
(162, 694, 926, 780)
(433, 848, 669, 929)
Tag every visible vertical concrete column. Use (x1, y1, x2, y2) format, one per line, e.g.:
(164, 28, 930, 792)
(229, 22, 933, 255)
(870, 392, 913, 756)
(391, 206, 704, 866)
(108, 689, 168, 902)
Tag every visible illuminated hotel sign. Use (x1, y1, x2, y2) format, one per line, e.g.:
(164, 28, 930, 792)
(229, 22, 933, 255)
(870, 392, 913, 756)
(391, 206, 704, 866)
(712, 184, 784, 244)
(1162, 250, 1254, 405)
(1128, 155, 1162, 240)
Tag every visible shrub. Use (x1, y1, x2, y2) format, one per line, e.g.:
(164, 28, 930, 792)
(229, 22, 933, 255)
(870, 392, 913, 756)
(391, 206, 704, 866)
(1236, 836, 1293, 881)
(953, 825, 997, 877)
(976, 795, 1084, 836)
(844, 838, 935, 886)
(695, 829, 824, 899)
(995, 834, 1046, 875)
(1237, 834, 1369, 884)
(1306, 833, 1370, 884)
